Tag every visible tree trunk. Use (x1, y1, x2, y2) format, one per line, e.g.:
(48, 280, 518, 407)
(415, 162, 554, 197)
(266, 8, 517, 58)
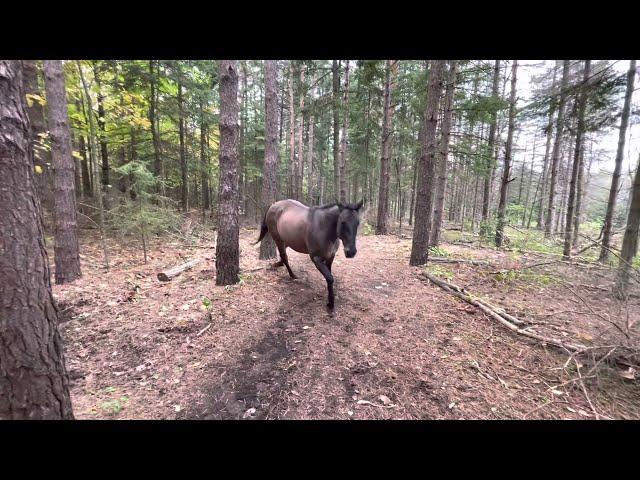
(410, 60, 445, 266)
(307, 69, 317, 204)
(288, 62, 296, 199)
(495, 61, 518, 247)
(0, 60, 74, 419)
(376, 60, 398, 234)
(481, 60, 501, 236)
(616, 153, 640, 298)
(572, 145, 586, 248)
(200, 102, 211, 211)
(78, 134, 92, 197)
(43, 60, 82, 285)
(77, 62, 109, 269)
(296, 65, 305, 200)
(148, 60, 162, 192)
(601, 60, 636, 262)
(215, 60, 240, 286)
(260, 60, 278, 260)
(92, 62, 110, 188)
(431, 60, 457, 246)
(537, 69, 558, 229)
(563, 61, 591, 259)
(332, 60, 340, 200)
(178, 81, 188, 212)
(338, 61, 351, 203)
(545, 60, 570, 237)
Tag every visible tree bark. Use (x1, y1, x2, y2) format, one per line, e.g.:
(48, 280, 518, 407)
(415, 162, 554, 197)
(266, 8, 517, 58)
(178, 81, 188, 212)
(600, 60, 636, 262)
(43, 60, 82, 285)
(495, 61, 518, 247)
(0, 60, 74, 419)
(288, 62, 296, 199)
(92, 62, 110, 188)
(148, 60, 162, 192)
(410, 60, 445, 266)
(376, 60, 398, 234)
(297, 65, 305, 201)
(545, 60, 570, 237)
(260, 60, 278, 260)
(215, 60, 240, 285)
(332, 60, 340, 200)
(481, 60, 501, 236)
(616, 153, 640, 298)
(537, 69, 558, 229)
(307, 69, 317, 204)
(563, 61, 591, 259)
(431, 60, 457, 246)
(200, 102, 211, 211)
(338, 61, 351, 203)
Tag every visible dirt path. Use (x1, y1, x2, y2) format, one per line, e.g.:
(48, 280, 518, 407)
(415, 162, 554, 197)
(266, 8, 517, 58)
(55, 229, 639, 419)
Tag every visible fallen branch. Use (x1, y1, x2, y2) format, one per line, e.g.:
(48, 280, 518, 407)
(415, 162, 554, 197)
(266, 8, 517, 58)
(429, 257, 492, 267)
(421, 271, 587, 353)
(197, 323, 212, 337)
(157, 258, 202, 282)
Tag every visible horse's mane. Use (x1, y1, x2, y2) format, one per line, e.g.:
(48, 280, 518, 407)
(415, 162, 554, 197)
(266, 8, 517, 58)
(314, 202, 361, 211)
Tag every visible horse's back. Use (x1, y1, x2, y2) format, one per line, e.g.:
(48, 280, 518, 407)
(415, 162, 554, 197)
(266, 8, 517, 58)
(266, 199, 310, 253)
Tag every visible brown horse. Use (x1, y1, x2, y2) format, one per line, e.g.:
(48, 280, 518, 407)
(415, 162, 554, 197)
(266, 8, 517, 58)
(254, 199, 363, 309)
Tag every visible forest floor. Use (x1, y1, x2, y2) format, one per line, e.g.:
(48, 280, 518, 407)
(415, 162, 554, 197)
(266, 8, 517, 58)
(53, 223, 640, 420)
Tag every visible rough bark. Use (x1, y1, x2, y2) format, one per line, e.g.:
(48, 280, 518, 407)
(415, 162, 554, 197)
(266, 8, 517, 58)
(495, 61, 518, 247)
(431, 60, 457, 246)
(616, 154, 640, 298)
(215, 60, 240, 285)
(376, 60, 398, 234)
(148, 60, 162, 191)
(601, 60, 636, 262)
(43, 60, 82, 284)
(0, 60, 74, 419)
(288, 62, 296, 199)
(260, 60, 278, 260)
(92, 62, 110, 187)
(537, 68, 558, 228)
(563, 61, 590, 259)
(307, 69, 317, 204)
(410, 61, 445, 266)
(296, 65, 305, 200)
(200, 102, 211, 211)
(545, 60, 570, 237)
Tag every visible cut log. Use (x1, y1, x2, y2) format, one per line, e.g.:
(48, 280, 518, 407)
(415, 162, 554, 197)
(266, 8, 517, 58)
(157, 258, 202, 281)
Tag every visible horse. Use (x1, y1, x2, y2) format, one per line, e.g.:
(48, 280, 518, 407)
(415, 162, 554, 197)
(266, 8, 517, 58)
(254, 199, 363, 309)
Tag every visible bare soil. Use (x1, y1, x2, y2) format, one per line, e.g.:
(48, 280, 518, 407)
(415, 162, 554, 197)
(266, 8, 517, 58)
(53, 227, 640, 419)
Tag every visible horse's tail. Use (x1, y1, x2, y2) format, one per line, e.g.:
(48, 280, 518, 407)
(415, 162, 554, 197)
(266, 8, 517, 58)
(253, 212, 269, 246)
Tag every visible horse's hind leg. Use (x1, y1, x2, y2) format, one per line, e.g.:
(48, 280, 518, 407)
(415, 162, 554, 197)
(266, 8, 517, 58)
(276, 242, 297, 279)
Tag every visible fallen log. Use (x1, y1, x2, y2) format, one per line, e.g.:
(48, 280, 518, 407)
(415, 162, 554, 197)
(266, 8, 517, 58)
(429, 257, 492, 267)
(157, 258, 202, 281)
(421, 271, 587, 353)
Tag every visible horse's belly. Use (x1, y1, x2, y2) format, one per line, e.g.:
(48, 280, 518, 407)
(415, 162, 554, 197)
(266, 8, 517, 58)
(277, 212, 309, 254)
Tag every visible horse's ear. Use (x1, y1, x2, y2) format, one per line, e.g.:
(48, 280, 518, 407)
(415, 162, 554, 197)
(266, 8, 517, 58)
(355, 199, 364, 210)
(337, 201, 345, 210)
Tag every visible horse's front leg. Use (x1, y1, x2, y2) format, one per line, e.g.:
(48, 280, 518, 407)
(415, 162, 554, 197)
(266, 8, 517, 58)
(311, 255, 334, 309)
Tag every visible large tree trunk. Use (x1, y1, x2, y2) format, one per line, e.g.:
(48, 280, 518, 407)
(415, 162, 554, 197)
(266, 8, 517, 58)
(21, 60, 54, 212)
(376, 60, 398, 234)
(178, 81, 188, 212)
(0, 60, 74, 419)
(431, 60, 457, 246)
(563, 61, 591, 259)
(616, 153, 640, 298)
(481, 60, 501, 236)
(215, 60, 240, 286)
(545, 60, 570, 237)
(600, 60, 636, 262)
(338, 61, 351, 203)
(495, 61, 518, 247)
(260, 60, 278, 260)
(410, 61, 445, 266)
(572, 146, 586, 248)
(332, 60, 340, 200)
(43, 60, 82, 285)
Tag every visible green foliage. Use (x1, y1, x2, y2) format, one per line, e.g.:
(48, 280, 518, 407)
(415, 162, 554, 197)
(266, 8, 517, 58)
(425, 264, 453, 281)
(428, 246, 450, 257)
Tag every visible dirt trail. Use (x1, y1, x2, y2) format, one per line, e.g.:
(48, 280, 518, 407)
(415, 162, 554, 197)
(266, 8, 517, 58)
(55, 229, 639, 420)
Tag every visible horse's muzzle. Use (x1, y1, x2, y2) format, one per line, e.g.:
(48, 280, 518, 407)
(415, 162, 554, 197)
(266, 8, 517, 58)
(344, 249, 357, 258)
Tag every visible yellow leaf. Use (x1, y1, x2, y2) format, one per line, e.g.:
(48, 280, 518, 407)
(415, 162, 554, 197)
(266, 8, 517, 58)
(72, 150, 83, 160)
(34, 165, 43, 174)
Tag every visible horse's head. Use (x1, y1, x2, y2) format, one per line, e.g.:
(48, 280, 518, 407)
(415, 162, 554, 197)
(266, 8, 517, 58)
(337, 200, 363, 258)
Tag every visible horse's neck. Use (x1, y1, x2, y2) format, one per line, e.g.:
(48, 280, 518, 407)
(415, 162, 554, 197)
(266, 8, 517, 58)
(315, 206, 339, 241)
